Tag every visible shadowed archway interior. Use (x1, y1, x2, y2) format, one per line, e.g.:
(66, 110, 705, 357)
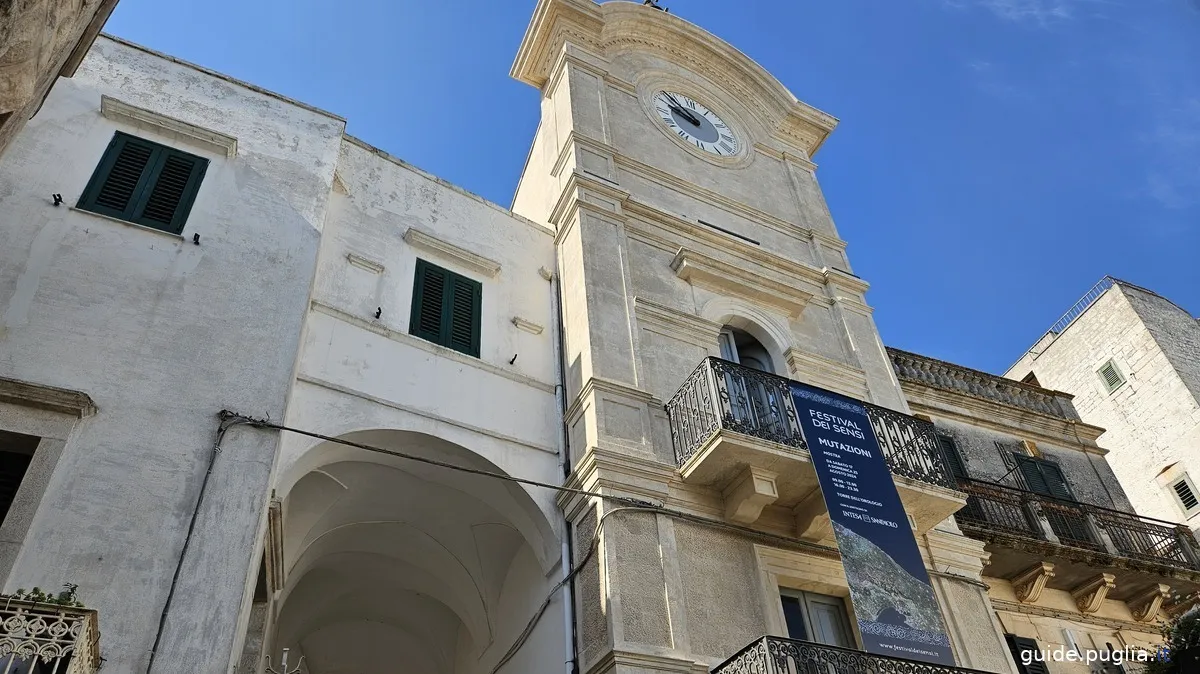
(270, 430, 563, 674)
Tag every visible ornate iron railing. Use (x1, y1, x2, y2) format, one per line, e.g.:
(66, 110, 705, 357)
(955, 479, 1200, 570)
(712, 636, 991, 674)
(665, 358, 956, 490)
(0, 599, 99, 673)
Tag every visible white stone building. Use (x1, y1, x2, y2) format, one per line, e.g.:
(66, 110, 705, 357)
(0, 2, 1195, 674)
(1007, 278, 1200, 536)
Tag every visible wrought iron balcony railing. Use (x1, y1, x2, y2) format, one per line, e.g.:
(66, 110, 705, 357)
(0, 599, 99, 673)
(713, 636, 991, 674)
(665, 357, 957, 490)
(955, 478, 1200, 570)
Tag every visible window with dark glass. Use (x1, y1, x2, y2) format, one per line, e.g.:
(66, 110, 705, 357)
(78, 131, 208, 234)
(409, 259, 482, 358)
(0, 429, 37, 527)
(779, 590, 854, 648)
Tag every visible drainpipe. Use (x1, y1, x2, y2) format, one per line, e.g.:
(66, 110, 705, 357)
(544, 262, 579, 674)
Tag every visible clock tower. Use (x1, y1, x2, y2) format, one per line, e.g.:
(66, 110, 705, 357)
(511, 2, 1015, 673)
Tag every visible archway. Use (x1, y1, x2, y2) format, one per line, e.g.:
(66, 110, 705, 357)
(267, 430, 563, 674)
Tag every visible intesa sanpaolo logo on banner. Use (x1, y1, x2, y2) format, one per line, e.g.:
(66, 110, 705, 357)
(790, 382, 956, 666)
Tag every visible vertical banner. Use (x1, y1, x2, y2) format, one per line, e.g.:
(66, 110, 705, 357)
(790, 382, 956, 666)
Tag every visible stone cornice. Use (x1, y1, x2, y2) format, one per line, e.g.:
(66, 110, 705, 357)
(966, 527, 1200, 584)
(890, 347, 1082, 421)
(101, 95, 239, 158)
(511, 1, 838, 156)
(563, 376, 660, 427)
(0, 376, 96, 417)
(902, 384, 1108, 454)
(633, 298, 722, 348)
(990, 598, 1163, 634)
(671, 248, 814, 318)
(402, 227, 502, 277)
(612, 153, 822, 245)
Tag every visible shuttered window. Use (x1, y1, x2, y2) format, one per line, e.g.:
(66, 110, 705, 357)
(410, 259, 482, 357)
(1171, 475, 1199, 515)
(1097, 359, 1125, 394)
(1005, 634, 1049, 674)
(937, 434, 969, 481)
(1014, 454, 1074, 501)
(78, 132, 208, 234)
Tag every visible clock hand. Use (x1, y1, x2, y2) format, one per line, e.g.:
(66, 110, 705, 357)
(664, 94, 702, 126)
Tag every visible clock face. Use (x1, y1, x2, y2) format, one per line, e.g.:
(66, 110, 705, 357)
(652, 91, 740, 157)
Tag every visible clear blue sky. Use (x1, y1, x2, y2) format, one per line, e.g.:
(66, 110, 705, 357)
(104, 0, 1200, 375)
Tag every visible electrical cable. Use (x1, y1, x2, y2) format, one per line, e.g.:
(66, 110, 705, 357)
(220, 412, 842, 672)
(146, 412, 251, 674)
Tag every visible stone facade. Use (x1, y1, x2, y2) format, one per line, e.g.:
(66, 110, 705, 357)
(1007, 280, 1200, 535)
(894, 347, 1200, 673)
(0, 0, 119, 158)
(5, 2, 1182, 674)
(512, 1, 1012, 672)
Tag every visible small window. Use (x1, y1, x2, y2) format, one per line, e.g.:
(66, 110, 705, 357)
(0, 429, 38, 527)
(78, 131, 208, 234)
(410, 259, 482, 357)
(779, 589, 854, 648)
(1005, 634, 1050, 674)
(937, 434, 969, 481)
(1169, 475, 1199, 516)
(1097, 359, 1126, 394)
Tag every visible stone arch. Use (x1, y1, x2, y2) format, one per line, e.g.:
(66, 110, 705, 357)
(699, 296, 794, 375)
(266, 429, 565, 674)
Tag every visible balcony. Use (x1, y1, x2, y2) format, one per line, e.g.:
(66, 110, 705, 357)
(956, 478, 1200, 603)
(0, 599, 99, 673)
(666, 357, 965, 534)
(713, 636, 991, 674)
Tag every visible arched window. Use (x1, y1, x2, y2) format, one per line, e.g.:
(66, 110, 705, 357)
(718, 327, 775, 374)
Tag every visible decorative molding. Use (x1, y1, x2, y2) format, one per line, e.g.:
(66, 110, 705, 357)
(990, 598, 1158, 634)
(633, 297, 722, 349)
(1071, 573, 1116, 614)
(101, 95, 238, 158)
(784, 349, 868, 401)
(671, 247, 813, 318)
(1010, 562, 1055, 604)
(0, 376, 96, 417)
(345, 253, 384, 274)
(1163, 594, 1199, 618)
(1129, 584, 1171, 623)
(511, 316, 545, 335)
(308, 301, 554, 394)
(402, 228, 502, 277)
(266, 497, 284, 594)
(903, 387, 1108, 455)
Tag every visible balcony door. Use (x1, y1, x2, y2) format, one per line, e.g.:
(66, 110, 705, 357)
(718, 328, 786, 439)
(1014, 454, 1095, 546)
(780, 590, 855, 649)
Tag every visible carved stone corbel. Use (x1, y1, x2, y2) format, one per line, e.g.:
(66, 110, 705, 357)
(1011, 562, 1055, 604)
(1071, 573, 1116, 614)
(1129, 584, 1171, 623)
(793, 490, 831, 543)
(723, 466, 778, 524)
(1163, 593, 1199, 619)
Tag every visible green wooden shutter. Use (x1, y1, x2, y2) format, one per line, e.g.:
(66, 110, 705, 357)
(133, 149, 208, 234)
(1005, 634, 1049, 674)
(447, 274, 481, 357)
(79, 133, 160, 220)
(1015, 455, 1052, 496)
(78, 132, 208, 234)
(937, 435, 969, 480)
(410, 260, 448, 344)
(1039, 461, 1074, 501)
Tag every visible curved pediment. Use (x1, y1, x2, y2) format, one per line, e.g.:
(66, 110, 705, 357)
(511, 0, 838, 156)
